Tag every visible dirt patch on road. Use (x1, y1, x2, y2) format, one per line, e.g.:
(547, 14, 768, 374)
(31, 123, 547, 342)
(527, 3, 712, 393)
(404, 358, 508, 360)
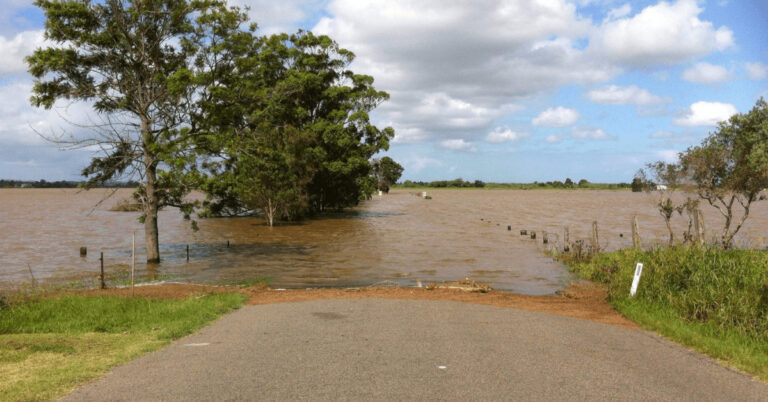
(49, 281, 637, 330)
(240, 281, 638, 330)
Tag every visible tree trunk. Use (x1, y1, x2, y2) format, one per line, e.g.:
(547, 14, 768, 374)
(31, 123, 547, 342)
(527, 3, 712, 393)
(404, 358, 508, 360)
(142, 118, 161, 263)
(144, 172, 161, 263)
(265, 198, 275, 227)
(664, 216, 674, 247)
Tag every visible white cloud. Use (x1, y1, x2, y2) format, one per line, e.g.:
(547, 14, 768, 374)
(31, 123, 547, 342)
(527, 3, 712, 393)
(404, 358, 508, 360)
(587, 85, 664, 105)
(604, 4, 631, 21)
(0, 30, 45, 75)
(399, 154, 443, 173)
(591, 0, 733, 66)
(439, 139, 476, 152)
(532, 106, 580, 127)
(485, 127, 528, 144)
(674, 101, 738, 126)
(0, 80, 99, 147)
(682, 62, 731, 84)
(571, 127, 612, 140)
(746, 62, 768, 80)
(314, 0, 615, 144)
(545, 134, 563, 143)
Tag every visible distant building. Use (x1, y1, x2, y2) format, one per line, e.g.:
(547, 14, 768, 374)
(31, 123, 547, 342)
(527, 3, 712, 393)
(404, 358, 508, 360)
(656, 184, 668, 191)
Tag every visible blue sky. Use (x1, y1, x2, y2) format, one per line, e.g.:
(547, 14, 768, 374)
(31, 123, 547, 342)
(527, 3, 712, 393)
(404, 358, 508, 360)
(0, 0, 766, 182)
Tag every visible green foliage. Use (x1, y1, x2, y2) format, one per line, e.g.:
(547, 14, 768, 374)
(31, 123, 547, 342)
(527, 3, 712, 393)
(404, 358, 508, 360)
(678, 98, 768, 248)
(567, 247, 768, 340)
(197, 30, 394, 219)
(371, 156, 404, 193)
(26, 0, 247, 260)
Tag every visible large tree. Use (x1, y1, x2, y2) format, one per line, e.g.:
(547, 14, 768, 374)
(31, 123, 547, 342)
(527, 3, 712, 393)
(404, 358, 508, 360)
(27, 0, 244, 262)
(198, 30, 394, 219)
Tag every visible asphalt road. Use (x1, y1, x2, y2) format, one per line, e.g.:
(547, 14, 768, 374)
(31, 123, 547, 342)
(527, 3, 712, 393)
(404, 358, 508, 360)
(63, 299, 768, 401)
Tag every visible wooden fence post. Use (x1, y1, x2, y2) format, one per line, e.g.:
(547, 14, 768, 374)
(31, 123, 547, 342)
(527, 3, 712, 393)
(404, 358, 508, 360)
(632, 215, 641, 249)
(591, 221, 600, 256)
(563, 227, 570, 252)
(100, 252, 105, 289)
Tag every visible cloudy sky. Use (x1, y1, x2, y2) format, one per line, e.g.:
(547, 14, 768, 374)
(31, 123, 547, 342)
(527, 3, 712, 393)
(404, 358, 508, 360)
(1, 0, 766, 182)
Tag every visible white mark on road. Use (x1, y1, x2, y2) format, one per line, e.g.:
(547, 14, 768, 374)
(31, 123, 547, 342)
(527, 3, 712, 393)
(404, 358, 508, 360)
(183, 343, 210, 347)
(438, 366, 447, 370)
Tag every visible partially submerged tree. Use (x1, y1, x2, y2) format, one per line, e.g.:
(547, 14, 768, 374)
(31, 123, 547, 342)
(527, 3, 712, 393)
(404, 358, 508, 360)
(199, 30, 394, 219)
(371, 156, 404, 193)
(27, 0, 243, 262)
(232, 126, 314, 227)
(679, 98, 768, 248)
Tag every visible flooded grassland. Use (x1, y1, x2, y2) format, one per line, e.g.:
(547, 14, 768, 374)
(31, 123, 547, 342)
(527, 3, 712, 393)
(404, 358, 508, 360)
(1, 188, 766, 294)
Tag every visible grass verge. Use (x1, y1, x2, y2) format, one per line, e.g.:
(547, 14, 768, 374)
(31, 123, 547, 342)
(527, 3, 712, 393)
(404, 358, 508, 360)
(0, 292, 246, 401)
(561, 246, 768, 381)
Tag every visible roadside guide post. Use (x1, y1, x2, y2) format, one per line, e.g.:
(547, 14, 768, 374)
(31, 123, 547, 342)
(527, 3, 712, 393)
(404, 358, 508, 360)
(630, 263, 643, 296)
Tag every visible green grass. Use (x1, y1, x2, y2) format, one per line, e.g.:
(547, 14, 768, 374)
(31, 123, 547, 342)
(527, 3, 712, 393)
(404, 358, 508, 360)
(562, 246, 768, 381)
(0, 292, 246, 401)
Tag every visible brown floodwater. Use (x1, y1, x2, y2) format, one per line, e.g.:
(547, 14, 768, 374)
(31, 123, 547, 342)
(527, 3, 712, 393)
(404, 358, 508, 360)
(1, 188, 766, 294)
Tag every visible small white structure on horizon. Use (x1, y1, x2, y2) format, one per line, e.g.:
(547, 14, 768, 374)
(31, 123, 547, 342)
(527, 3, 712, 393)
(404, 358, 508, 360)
(656, 184, 668, 191)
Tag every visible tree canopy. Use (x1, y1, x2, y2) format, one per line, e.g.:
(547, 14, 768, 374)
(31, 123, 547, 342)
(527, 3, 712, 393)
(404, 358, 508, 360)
(679, 98, 768, 248)
(196, 30, 395, 221)
(27, 0, 245, 262)
(642, 98, 768, 248)
(371, 156, 404, 193)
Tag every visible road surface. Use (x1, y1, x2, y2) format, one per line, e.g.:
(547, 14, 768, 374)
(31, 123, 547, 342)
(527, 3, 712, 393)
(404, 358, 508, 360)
(63, 299, 768, 401)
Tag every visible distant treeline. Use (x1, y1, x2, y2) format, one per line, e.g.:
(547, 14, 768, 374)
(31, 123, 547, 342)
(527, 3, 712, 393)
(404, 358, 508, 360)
(396, 178, 631, 190)
(0, 179, 140, 189)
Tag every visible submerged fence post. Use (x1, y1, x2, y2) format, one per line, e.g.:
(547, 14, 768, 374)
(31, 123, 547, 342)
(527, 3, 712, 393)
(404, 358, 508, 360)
(563, 227, 570, 252)
(79, 247, 87, 257)
(574, 240, 584, 259)
(631, 215, 641, 249)
(100, 252, 105, 289)
(186, 244, 190, 262)
(542, 231, 549, 244)
(591, 221, 600, 256)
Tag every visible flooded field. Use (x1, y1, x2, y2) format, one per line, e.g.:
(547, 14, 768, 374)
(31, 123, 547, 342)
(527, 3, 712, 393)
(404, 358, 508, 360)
(1, 188, 766, 294)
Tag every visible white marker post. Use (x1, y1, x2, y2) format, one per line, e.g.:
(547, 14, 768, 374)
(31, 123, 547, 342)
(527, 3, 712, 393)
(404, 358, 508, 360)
(630, 262, 643, 296)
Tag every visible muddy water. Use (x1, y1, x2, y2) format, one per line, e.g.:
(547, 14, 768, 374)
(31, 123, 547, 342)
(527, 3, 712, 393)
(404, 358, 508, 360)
(1, 189, 766, 294)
